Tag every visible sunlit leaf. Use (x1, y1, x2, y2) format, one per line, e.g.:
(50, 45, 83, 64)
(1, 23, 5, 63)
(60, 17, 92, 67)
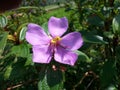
(112, 14, 120, 35)
(38, 72, 50, 90)
(11, 43, 29, 57)
(0, 32, 8, 55)
(76, 50, 92, 63)
(38, 66, 64, 90)
(0, 15, 8, 28)
(4, 57, 33, 80)
(4, 65, 12, 80)
(19, 26, 27, 41)
(105, 85, 117, 90)
(81, 31, 108, 44)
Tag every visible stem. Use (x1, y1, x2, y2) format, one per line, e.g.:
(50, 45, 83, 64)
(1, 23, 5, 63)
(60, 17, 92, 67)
(72, 71, 99, 90)
(7, 79, 38, 90)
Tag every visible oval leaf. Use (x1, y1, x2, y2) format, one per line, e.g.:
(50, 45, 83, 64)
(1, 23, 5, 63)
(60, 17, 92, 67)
(11, 43, 29, 57)
(100, 60, 116, 88)
(0, 15, 8, 28)
(38, 66, 64, 90)
(19, 26, 27, 41)
(76, 50, 92, 63)
(81, 31, 108, 44)
(112, 14, 120, 35)
(4, 65, 12, 80)
(0, 32, 8, 55)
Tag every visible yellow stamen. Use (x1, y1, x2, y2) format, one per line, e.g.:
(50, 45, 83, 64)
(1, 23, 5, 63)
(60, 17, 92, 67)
(51, 36, 61, 44)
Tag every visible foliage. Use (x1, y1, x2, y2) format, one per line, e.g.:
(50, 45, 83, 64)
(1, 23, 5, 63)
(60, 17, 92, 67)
(0, 0, 120, 90)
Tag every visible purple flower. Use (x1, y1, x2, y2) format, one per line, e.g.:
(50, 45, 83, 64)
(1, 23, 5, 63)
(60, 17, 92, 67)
(25, 16, 83, 66)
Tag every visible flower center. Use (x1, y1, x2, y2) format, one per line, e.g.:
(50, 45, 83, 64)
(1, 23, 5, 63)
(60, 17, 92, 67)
(51, 36, 61, 44)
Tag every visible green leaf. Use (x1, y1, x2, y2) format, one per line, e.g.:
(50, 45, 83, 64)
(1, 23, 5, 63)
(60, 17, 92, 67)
(87, 15, 104, 26)
(38, 73, 50, 90)
(47, 68, 64, 90)
(17, 6, 39, 10)
(0, 32, 8, 55)
(4, 65, 12, 80)
(0, 15, 8, 28)
(24, 54, 33, 66)
(76, 50, 92, 63)
(19, 26, 27, 41)
(38, 66, 64, 90)
(4, 57, 31, 80)
(105, 85, 117, 90)
(100, 60, 116, 88)
(3, 56, 17, 80)
(42, 22, 49, 34)
(11, 43, 29, 57)
(81, 31, 108, 44)
(116, 46, 120, 58)
(8, 58, 27, 80)
(112, 14, 120, 35)
(103, 31, 114, 39)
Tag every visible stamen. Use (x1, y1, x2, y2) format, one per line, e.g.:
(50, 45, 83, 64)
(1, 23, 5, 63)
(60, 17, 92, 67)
(51, 36, 61, 44)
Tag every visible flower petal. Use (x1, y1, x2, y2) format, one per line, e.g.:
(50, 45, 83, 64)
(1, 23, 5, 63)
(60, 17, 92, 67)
(48, 16, 68, 37)
(25, 23, 50, 45)
(32, 45, 53, 63)
(54, 46, 78, 66)
(60, 32, 83, 50)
